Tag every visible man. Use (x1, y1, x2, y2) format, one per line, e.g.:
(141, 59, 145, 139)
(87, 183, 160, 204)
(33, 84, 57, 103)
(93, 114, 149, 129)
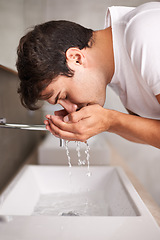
(16, 2, 160, 148)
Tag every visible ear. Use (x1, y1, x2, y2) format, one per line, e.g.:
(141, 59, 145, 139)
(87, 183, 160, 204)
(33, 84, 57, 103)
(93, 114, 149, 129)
(66, 48, 85, 69)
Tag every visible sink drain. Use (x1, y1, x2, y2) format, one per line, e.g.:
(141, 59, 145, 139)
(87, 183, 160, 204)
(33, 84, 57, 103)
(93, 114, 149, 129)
(60, 211, 80, 216)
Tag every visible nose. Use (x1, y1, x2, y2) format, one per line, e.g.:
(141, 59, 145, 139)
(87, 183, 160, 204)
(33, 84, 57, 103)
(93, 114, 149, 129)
(58, 99, 78, 113)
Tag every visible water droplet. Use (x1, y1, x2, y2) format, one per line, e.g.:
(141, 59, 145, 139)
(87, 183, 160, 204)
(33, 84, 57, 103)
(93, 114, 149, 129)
(64, 140, 91, 177)
(85, 141, 91, 177)
(65, 140, 72, 168)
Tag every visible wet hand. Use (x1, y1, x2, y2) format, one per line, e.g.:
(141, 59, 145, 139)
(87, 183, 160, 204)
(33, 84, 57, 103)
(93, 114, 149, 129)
(44, 104, 110, 141)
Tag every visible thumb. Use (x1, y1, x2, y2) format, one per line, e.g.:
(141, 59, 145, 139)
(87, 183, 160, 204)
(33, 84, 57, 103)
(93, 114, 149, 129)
(63, 108, 86, 123)
(63, 115, 69, 123)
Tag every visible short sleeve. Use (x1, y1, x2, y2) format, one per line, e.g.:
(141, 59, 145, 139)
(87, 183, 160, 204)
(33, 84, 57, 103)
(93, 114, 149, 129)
(124, 8, 160, 95)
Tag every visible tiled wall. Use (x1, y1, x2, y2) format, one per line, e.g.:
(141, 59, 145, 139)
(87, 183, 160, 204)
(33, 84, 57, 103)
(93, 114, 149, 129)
(0, 66, 44, 192)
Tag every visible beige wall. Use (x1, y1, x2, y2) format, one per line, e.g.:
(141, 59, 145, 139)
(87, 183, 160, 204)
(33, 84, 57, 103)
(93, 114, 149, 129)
(0, 0, 157, 71)
(0, 66, 44, 191)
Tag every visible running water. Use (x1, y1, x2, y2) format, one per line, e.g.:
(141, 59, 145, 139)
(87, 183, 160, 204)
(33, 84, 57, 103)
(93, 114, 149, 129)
(76, 141, 85, 166)
(32, 140, 93, 217)
(64, 140, 91, 177)
(85, 142, 91, 177)
(65, 140, 72, 168)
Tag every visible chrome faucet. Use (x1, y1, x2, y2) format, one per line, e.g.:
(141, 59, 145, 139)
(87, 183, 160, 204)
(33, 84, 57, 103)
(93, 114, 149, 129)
(0, 118, 64, 147)
(60, 138, 65, 147)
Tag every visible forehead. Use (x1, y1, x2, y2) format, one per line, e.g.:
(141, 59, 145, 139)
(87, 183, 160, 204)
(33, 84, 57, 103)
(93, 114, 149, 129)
(39, 81, 55, 100)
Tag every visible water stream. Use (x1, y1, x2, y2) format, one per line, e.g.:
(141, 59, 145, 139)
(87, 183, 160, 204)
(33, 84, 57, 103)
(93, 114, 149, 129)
(32, 140, 94, 216)
(65, 140, 91, 177)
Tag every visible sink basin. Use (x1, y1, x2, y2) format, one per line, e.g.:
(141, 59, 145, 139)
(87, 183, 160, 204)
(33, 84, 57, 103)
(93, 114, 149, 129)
(0, 165, 160, 239)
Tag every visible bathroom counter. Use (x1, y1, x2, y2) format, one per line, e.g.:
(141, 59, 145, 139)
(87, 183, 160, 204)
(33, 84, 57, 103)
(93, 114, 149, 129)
(109, 145, 160, 227)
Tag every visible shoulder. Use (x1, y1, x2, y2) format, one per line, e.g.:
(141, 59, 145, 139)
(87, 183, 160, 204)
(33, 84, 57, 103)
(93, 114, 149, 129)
(123, 2, 160, 94)
(124, 2, 160, 53)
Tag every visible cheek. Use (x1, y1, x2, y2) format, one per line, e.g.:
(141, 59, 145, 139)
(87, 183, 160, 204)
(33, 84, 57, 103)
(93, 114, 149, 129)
(70, 93, 85, 103)
(47, 97, 55, 105)
(71, 86, 94, 103)
(47, 99, 52, 104)
(68, 84, 84, 101)
(68, 75, 103, 104)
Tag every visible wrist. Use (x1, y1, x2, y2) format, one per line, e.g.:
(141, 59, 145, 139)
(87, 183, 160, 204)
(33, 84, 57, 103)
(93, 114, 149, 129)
(104, 109, 122, 133)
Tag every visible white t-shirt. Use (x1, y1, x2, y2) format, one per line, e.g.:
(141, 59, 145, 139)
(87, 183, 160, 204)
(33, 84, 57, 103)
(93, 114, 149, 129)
(105, 2, 160, 119)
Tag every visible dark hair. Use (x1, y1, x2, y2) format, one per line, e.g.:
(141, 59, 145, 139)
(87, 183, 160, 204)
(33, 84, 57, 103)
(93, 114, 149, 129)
(16, 20, 93, 110)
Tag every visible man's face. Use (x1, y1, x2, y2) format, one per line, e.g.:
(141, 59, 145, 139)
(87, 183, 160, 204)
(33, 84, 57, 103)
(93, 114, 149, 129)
(40, 67, 107, 113)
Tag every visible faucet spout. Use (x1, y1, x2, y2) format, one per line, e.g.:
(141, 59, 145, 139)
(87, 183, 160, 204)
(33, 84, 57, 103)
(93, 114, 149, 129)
(60, 138, 65, 147)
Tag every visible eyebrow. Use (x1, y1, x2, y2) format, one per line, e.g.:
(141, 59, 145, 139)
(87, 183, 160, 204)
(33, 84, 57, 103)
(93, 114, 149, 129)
(39, 90, 60, 105)
(39, 90, 54, 100)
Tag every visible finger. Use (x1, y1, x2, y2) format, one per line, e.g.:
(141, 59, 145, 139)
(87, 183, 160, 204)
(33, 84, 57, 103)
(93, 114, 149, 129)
(50, 115, 76, 133)
(63, 107, 89, 123)
(47, 119, 83, 141)
(51, 114, 87, 134)
(44, 120, 49, 125)
(50, 116, 90, 142)
(45, 114, 51, 119)
(46, 124, 63, 140)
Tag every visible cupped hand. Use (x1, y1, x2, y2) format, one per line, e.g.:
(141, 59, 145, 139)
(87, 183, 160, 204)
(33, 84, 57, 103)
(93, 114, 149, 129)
(44, 104, 111, 142)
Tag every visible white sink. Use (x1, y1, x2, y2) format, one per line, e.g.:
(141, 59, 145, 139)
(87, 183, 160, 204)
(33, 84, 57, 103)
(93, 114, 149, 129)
(0, 165, 160, 239)
(38, 133, 110, 165)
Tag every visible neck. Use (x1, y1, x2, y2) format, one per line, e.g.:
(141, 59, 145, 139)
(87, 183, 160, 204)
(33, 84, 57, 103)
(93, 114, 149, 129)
(93, 27, 115, 85)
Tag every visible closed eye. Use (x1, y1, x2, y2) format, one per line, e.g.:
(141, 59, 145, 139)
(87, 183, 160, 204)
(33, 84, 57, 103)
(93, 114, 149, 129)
(54, 92, 61, 104)
(39, 91, 53, 100)
(59, 93, 67, 101)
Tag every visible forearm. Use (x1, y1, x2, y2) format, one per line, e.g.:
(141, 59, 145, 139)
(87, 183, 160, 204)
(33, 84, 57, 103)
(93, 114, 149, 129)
(107, 110, 160, 148)
(45, 105, 160, 148)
